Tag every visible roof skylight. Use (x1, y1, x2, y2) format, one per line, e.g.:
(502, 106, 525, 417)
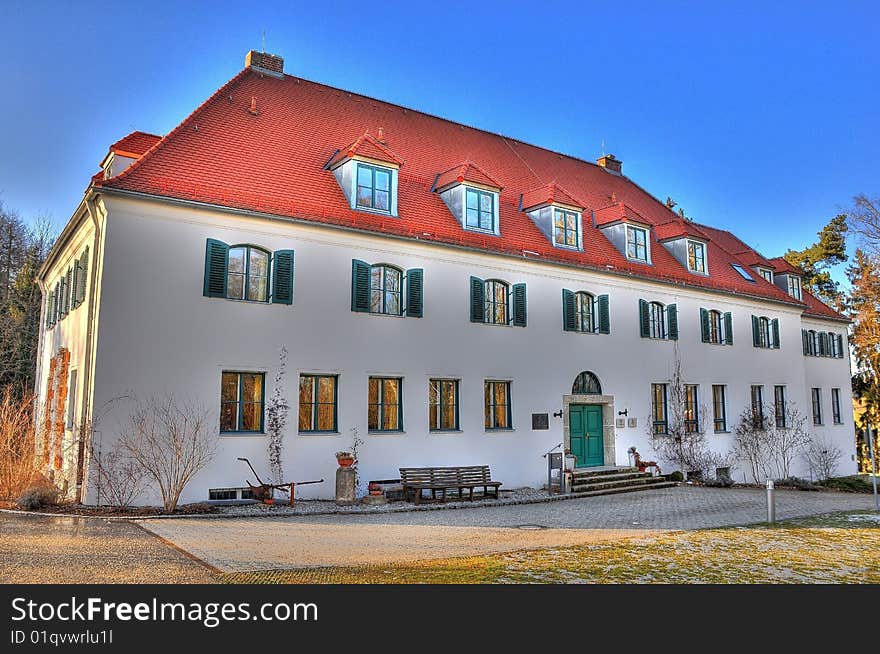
(731, 263, 755, 282)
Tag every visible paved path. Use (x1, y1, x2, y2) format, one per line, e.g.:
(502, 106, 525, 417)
(141, 487, 877, 571)
(0, 514, 216, 583)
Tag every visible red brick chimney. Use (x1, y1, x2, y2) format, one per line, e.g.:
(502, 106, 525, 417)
(596, 154, 623, 175)
(245, 50, 284, 77)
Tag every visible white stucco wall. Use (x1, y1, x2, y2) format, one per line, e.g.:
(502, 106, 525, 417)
(37, 194, 857, 505)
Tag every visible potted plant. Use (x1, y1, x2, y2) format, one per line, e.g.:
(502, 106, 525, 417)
(335, 451, 355, 468)
(368, 482, 383, 496)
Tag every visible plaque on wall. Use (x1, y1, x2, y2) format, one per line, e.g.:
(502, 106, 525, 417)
(615, 418, 626, 428)
(628, 418, 638, 428)
(532, 413, 550, 430)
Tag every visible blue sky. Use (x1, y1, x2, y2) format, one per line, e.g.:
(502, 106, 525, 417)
(2, 1, 878, 278)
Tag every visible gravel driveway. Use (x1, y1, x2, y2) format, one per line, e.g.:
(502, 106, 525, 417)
(0, 514, 216, 583)
(141, 486, 877, 571)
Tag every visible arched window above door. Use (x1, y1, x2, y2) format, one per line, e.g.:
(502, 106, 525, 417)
(572, 371, 602, 395)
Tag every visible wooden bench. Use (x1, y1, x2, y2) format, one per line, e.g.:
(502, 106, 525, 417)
(399, 466, 502, 504)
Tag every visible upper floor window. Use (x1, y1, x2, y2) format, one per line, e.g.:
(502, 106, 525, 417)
(701, 308, 732, 345)
(351, 260, 423, 318)
(220, 371, 265, 433)
(563, 290, 610, 335)
(640, 300, 678, 340)
(465, 187, 496, 232)
(356, 163, 392, 212)
(626, 225, 648, 262)
(687, 240, 706, 274)
(228, 246, 269, 302)
(758, 268, 773, 283)
(370, 265, 402, 315)
(787, 275, 802, 300)
(575, 292, 594, 333)
(203, 239, 294, 305)
(553, 208, 580, 248)
(470, 276, 527, 327)
(752, 315, 780, 349)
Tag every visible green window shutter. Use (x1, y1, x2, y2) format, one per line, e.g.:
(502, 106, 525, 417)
(272, 250, 294, 305)
(71, 261, 79, 309)
(752, 315, 760, 347)
(351, 259, 371, 312)
(837, 334, 844, 358)
(597, 294, 610, 334)
(77, 246, 89, 305)
(639, 299, 650, 338)
(46, 292, 55, 328)
(406, 268, 423, 318)
(771, 318, 780, 349)
(802, 329, 809, 355)
(818, 332, 828, 356)
(700, 308, 710, 343)
(562, 289, 576, 331)
(666, 304, 678, 340)
(203, 239, 229, 298)
(512, 283, 527, 327)
(723, 312, 733, 345)
(470, 276, 485, 322)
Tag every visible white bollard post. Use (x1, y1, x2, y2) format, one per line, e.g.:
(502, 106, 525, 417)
(766, 479, 776, 523)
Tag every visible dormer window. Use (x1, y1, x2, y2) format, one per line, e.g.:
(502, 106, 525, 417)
(687, 240, 706, 274)
(787, 275, 802, 300)
(356, 163, 392, 212)
(465, 187, 496, 232)
(757, 267, 773, 283)
(553, 208, 580, 248)
(626, 225, 649, 262)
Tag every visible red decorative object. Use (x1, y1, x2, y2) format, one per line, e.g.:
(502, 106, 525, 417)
(368, 482, 382, 496)
(337, 457, 355, 468)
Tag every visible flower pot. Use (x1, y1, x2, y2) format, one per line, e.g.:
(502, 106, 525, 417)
(368, 482, 382, 496)
(337, 457, 355, 468)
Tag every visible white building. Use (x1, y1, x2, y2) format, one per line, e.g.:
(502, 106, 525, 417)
(35, 51, 856, 505)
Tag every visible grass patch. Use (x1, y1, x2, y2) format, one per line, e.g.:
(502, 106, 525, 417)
(222, 511, 880, 585)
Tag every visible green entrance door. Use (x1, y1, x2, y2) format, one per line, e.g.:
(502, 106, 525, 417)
(569, 405, 604, 467)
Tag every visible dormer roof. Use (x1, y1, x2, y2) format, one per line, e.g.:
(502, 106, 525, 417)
(433, 160, 502, 193)
(594, 202, 650, 227)
(99, 131, 162, 168)
(653, 218, 710, 243)
(327, 131, 404, 170)
(520, 182, 583, 212)
(767, 256, 803, 276)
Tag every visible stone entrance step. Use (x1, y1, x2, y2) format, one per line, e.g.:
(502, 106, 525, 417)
(568, 466, 673, 497)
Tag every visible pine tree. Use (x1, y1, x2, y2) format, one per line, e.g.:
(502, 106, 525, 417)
(783, 214, 847, 307)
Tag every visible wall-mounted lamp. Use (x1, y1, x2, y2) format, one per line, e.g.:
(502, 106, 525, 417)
(552, 410, 563, 418)
(618, 409, 629, 417)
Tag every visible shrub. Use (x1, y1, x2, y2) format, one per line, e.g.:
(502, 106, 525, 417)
(819, 475, 875, 493)
(668, 471, 684, 482)
(774, 476, 820, 491)
(15, 477, 60, 510)
(703, 476, 735, 488)
(0, 389, 37, 501)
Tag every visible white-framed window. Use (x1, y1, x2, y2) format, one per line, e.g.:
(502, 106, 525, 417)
(707, 310, 724, 344)
(626, 225, 649, 262)
(758, 268, 773, 283)
(227, 245, 270, 302)
(808, 330, 818, 356)
(687, 240, 707, 274)
(356, 162, 392, 213)
(553, 208, 580, 249)
(787, 275, 802, 300)
(484, 279, 509, 325)
(369, 264, 403, 315)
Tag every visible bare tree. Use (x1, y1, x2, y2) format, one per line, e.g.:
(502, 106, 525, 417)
(848, 194, 880, 256)
(734, 401, 813, 482)
(119, 395, 215, 512)
(89, 441, 151, 508)
(647, 347, 730, 479)
(768, 402, 811, 479)
(733, 405, 773, 483)
(265, 347, 289, 485)
(803, 434, 843, 481)
(0, 387, 37, 500)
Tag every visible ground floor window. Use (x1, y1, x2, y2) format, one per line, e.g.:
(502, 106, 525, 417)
(484, 380, 512, 430)
(811, 387, 822, 425)
(368, 377, 402, 431)
(774, 385, 787, 428)
(221, 371, 265, 432)
(750, 385, 764, 428)
(831, 388, 842, 425)
(712, 384, 726, 432)
(299, 374, 338, 432)
(651, 383, 668, 434)
(429, 379, 459, 431)
(684, 384, 699, 433)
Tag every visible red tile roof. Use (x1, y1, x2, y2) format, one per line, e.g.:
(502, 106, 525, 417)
(326, 131, 404, 169)
(593, 202, 650, 227)
(654, 218, 711, 242)
(96, 67, 845, 319)
(434, 160, 502, 192)
(801, 289, 847, 322)
(520, 182, 583, 211)
(767, 256, 803, 276)
(107, 131, 162, 159)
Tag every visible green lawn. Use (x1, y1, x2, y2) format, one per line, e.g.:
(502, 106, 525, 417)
(223, 511, 880, 584)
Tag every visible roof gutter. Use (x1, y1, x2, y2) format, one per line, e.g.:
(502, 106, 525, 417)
(97, 185, 837, 318)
